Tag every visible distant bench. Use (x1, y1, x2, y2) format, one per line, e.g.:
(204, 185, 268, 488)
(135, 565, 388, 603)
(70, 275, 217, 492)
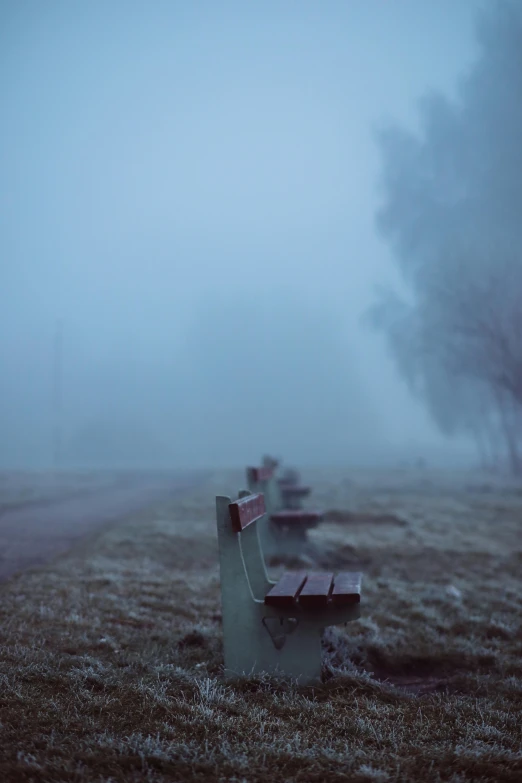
(261, 457, 311, 510)
(216, 490, 362, 683)
(246, 466, 322, 555)
(278, 480, 311, 510)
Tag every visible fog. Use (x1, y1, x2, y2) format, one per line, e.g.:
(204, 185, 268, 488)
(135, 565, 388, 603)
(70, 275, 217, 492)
(1, 0, 484, 469)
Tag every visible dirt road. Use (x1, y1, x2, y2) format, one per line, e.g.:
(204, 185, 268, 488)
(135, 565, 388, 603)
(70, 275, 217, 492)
(0, 470, 208, 583)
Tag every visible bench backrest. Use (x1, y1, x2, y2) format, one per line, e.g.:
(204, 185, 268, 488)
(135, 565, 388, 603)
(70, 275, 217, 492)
(229, 492, 266, 532)
(246, 466, 273, 484)
(246, 465, 282, 514)
(216, 491, 272, 607)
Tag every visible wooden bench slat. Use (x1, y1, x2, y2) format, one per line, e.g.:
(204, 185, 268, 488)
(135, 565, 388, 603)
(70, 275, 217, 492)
(228, 493, 266, 533)
(331, 572, 362, 605)
(264, 571, 307, 607)
(264, 571, 362, 609)
(298, 572, 334, 608)
(270, 510, 322, 527)
(247, 466, 274, 483)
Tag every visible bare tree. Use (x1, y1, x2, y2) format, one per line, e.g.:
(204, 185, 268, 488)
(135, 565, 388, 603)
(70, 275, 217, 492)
(367, 1, 522, 473)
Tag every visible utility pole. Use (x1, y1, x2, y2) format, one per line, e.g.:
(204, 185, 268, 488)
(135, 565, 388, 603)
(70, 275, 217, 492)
(52, 318, 64, 471)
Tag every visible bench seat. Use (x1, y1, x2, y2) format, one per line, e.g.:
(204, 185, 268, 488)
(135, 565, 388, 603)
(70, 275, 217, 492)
(265, 571, 361, 609)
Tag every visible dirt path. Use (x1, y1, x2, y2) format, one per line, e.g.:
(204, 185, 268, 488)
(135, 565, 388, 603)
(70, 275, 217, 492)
(0, 470, 208, 583)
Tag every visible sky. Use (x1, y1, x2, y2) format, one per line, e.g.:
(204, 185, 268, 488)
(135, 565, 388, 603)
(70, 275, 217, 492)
(0, 0, 485, 468)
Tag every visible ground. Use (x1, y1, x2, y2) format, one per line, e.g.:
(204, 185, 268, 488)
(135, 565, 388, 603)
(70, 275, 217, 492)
(0, 467, 521, 782)
(0, 470, 118, 514)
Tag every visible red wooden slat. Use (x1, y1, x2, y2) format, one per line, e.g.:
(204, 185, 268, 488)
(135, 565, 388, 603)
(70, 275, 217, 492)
(271, 510, 322, 527)
(264, 571, 307, 607)
(280, 485, 311, 497)
(228, 493, 266, 532)
(247, 466, 274, 483)
(331, 572, 362, 605)
(298, 572, 333, 608)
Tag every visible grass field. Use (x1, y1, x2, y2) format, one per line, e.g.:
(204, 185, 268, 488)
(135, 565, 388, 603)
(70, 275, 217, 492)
(0, 467, 521, 782)
(0, 470, 129, 516)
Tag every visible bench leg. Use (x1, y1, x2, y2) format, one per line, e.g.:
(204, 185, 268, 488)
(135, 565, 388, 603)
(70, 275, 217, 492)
(223, 602, 323, 685)
(265, 618, 323, 684)
(286, 526, 307, 542)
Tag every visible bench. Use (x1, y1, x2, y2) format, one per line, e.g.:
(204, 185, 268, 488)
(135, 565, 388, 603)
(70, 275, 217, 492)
(216, 490, 362, 683)
(261, 457, 311, 510)
(278, 480, 311, 510)
(276, 465, 312, 510)
(262, 454, 280, 471)
(279, 467, 301, 486)
(246, 466, 322, 556)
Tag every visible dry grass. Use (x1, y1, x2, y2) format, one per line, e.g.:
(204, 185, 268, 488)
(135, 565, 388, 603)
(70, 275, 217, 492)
(0, 467, 521, 782)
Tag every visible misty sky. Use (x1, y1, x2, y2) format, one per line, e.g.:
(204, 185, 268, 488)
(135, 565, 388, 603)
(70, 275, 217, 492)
(1, 1, 485, 467)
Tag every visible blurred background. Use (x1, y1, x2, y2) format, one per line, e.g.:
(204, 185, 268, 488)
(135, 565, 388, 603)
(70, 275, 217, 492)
(3, 0, 520, 472)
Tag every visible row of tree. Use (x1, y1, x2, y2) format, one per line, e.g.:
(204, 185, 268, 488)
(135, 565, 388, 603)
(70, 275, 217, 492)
(368, 0, 522, 473)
